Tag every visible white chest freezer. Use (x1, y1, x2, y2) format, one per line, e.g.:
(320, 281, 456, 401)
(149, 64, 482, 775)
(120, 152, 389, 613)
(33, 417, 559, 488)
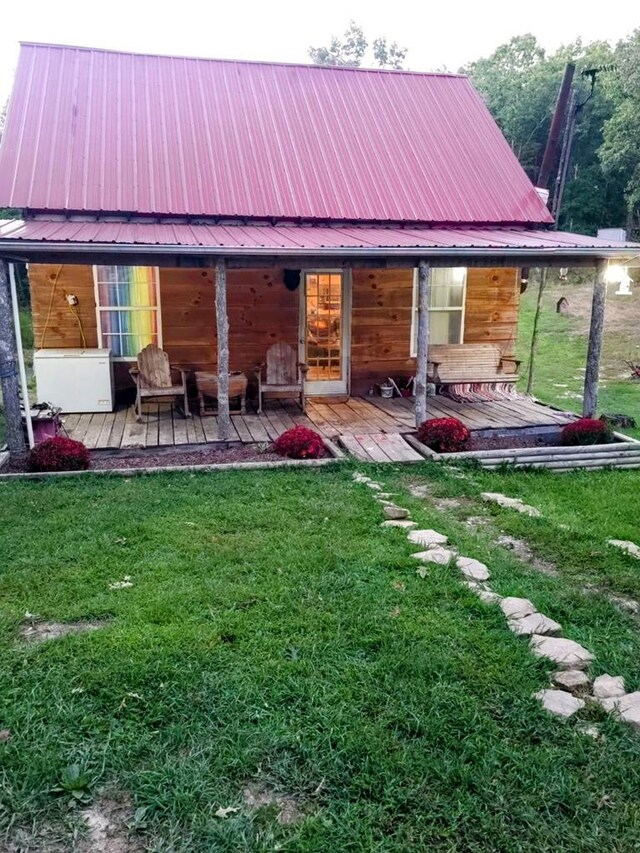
(34, 349, 114, 413)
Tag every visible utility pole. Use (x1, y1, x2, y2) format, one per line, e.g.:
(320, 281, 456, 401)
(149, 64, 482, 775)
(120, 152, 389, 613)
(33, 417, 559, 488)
(527, 63, 575, 395)
(0, 258, 27, 456)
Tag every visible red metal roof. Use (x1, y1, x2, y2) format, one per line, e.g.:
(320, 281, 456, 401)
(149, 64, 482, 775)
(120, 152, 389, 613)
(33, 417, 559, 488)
(1, 219, 636, 258)
(0, 43, 553, 226)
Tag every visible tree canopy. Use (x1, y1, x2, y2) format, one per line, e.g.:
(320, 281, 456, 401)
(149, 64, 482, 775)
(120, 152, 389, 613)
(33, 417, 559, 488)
(309, 21, 407, 70)
(462, 33, 637, 235)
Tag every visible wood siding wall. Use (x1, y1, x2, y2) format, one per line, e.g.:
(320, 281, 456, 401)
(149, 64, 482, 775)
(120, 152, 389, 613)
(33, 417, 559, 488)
(351, 269, 415, 393)
(29, 264, 519, 396)
(463, 268, 520, 358)
(29, 264, 299, 390)
(350, 267, 520, 393)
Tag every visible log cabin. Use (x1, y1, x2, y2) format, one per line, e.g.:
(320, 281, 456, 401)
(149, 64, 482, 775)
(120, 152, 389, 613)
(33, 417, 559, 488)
(0, 42, 637, 452)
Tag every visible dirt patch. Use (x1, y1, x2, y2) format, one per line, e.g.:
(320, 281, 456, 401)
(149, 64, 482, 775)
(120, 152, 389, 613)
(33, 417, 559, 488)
(243, 782, 306, 826)
(464, 515, 492, 530)
(79, 794, 142, 853)
(408, 483, 432, 499)
(19, 620, 108, 644)
(582, 584, 640, 620)
(496, 534, 559, 577)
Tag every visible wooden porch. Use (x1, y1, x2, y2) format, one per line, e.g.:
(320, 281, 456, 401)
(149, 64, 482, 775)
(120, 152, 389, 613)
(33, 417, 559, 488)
(63, 395, 574, 462)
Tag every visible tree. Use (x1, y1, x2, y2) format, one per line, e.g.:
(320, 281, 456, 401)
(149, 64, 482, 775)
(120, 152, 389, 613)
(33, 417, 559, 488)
(309, 21, 407, 70)
(599, 29, 640, 237)
(463, 35, 628, 234)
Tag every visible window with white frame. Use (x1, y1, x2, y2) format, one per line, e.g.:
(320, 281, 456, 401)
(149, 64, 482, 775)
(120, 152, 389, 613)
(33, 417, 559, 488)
(94, 266, 162, 359)
(410, 267, 467, 356)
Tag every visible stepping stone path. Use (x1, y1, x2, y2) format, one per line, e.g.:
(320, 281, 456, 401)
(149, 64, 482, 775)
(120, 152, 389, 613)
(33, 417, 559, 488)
(407, 529, 448, 548)
(508, 613, 562, 637)
(456, 556, 490, 582)
(412, 548, 455, 566)
(593, 674, 625, 699)
(481, 492, 541, 517)
(383, 505, 410, 520)
(530, 636, 594, 671)
(353, 471, 640, 734)
(534, 689, 585, 719)
(500, 597, 536, 619)
(597, 692, 640, 732)
(608, 539, 640, 560)
(552, 669, 590, 694)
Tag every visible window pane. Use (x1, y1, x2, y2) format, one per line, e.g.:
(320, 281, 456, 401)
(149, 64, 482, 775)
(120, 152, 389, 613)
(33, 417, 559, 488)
(430, 268, 467, 308)
(100, 310, 157, 357)
(429, 311, 462, 344)
(102, 333, 158, 359)
(96, 266, 158, 308)
(306, 273, 342, 381)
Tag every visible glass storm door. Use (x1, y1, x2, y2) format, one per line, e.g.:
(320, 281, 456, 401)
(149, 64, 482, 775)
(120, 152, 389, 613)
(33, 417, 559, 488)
(301, 271, 349, 395)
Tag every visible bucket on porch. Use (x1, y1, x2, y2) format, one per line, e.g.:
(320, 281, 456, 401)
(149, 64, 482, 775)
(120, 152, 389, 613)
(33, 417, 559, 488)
(379, 381, 394, 398)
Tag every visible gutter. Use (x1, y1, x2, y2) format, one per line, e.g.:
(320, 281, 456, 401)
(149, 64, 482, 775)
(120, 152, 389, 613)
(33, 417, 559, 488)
(0, 239, 637, 260)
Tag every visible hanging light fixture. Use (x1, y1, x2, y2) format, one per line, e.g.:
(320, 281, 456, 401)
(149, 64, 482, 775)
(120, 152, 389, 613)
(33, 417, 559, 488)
(604, 263, 633, 295)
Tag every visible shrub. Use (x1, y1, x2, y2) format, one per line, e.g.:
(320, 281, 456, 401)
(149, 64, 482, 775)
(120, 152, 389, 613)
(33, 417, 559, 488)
(27, 436, 91, 472)
(560, 418, 612, 446)
(272, 426, 325, 459)
(416, 417, 470, 453)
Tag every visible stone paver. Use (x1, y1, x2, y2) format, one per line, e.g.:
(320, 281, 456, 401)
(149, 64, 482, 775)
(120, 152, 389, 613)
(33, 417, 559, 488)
(407, 529, 448, 548)
(552, 669, 590, 694)
(508, 613, 562, 637)
(477, 589, 502, 605)
(593, 674, 625, 699)
(534, 688, 585, 719)
(383, 505, 410, 520)
(366, 483, 383, 491)
(412, 547, 455, 566)
(500, 597, 536, 620)
(608, 539, 640, 560)
(481, 492, 541, 517)
(380, 520, 418, 529)
(597, 691, 640, 732)
(456, 556, 490, 582)
(530, 635, 595, 670)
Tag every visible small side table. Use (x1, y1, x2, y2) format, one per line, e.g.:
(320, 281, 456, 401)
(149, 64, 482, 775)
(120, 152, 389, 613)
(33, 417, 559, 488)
(195, 371, 248, 415)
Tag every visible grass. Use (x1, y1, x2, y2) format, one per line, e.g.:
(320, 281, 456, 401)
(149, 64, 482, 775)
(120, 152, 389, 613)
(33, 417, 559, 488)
(2, 464, 640, 850)
(517, 275, 640, 439)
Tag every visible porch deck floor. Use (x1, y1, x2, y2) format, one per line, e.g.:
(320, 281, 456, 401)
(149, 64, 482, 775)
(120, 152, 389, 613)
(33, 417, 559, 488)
(63, 395, 575, 460)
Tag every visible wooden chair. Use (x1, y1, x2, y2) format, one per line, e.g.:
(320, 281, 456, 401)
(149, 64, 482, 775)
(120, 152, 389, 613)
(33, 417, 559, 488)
(254, 343, 308, 413)
(130, 344, 190, 422)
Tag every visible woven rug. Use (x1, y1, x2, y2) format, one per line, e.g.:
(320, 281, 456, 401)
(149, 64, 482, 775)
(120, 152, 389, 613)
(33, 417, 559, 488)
(442, 382, 525, 403)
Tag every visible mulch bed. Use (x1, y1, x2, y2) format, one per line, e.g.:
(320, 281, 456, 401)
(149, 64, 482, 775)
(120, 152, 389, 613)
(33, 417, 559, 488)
(3, 444, 330, 474)
(465, 434, 559, 452)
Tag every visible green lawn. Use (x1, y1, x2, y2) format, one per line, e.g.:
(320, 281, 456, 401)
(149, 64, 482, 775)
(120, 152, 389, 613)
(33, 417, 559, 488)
(517, 276, 640, 439)
(2, 464, 640, 851)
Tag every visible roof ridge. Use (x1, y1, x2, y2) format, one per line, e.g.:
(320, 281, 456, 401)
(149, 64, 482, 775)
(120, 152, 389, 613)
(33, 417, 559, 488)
(18, 41, 467, 79)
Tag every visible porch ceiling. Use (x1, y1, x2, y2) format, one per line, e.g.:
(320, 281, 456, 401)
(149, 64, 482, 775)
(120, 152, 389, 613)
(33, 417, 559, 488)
(0, 220, 638, 266)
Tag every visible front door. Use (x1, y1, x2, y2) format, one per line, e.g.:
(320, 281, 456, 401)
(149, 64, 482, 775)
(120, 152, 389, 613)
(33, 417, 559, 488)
(301, 271, 350, 395)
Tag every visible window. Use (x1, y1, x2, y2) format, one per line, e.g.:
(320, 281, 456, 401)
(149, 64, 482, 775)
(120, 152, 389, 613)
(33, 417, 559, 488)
(94, 266, 162, 359)
(410, 267, 467, 356)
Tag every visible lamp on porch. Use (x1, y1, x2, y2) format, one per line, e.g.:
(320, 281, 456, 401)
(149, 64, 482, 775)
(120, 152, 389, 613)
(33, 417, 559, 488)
(604, 263, 634, 296)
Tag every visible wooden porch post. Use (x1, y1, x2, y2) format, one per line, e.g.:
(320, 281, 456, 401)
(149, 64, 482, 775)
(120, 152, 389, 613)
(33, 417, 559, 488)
(582, 259, 607, 418)
(0, 259, 26, 456)
(214, 257, 231, 441)
(415, 259, 432, 427)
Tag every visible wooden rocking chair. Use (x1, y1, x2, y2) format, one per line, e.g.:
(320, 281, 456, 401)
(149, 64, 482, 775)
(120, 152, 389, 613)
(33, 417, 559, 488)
(254, 343, 308, 414)
(130, 344, 190, 422)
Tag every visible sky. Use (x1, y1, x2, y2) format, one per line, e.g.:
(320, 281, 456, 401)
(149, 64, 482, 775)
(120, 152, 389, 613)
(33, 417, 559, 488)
(0, 0, 638, 106)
